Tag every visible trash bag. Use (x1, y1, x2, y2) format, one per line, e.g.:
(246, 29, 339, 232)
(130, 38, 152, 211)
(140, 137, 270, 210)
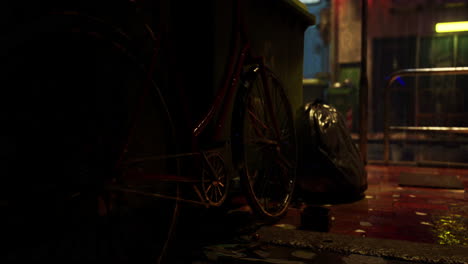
(295, 99, 367, 203)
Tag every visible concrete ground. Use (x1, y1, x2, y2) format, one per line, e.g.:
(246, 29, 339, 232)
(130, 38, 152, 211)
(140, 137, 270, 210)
(197, 229, 468, 264)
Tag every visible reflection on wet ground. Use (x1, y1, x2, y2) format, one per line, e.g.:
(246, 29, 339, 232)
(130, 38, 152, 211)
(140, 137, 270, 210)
(179, 165, 468, 263)
(279, 165, 468, 246)
(432, 214, 468, 246)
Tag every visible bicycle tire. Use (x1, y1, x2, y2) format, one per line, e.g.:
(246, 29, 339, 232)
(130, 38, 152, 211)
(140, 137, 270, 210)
(232, 65, 297, 220)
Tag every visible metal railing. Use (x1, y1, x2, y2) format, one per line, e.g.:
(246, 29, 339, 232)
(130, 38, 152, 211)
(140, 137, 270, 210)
(383, 67, 468, 164)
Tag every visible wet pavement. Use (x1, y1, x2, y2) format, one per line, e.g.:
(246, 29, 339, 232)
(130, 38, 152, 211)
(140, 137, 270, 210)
(182, 165, 468, 264)
(278, 165, 468, 246)
(199, 242, 418, 264)
(3, 165, 468, 263)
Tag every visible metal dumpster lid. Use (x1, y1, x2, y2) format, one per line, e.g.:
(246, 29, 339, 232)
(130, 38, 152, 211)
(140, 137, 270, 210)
(279, 0, 316, 26)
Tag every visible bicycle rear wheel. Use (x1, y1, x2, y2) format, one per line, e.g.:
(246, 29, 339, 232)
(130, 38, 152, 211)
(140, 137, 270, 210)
(233, 66, 297, 220)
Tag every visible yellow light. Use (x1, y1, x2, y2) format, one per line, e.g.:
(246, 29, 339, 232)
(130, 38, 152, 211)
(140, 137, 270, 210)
(435, 21, 468, 32)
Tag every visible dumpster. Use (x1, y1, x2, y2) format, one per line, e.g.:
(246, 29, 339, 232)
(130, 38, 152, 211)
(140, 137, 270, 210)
(158, 1, 315, 126)
(213, 0, 315, 118)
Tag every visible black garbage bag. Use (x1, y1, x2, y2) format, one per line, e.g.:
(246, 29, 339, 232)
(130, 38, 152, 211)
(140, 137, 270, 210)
(296, 100, 367, 203)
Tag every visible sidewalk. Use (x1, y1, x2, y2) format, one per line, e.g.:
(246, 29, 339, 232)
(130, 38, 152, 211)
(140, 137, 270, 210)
(198, 227, 468, 263)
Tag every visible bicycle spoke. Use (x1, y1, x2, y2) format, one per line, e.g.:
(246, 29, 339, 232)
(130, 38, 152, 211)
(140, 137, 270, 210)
(253, 78, 269, 127)
(274, 100, 288, 137)
(216, 186, 223, 199)
(275, 163, 292, 192)
(202, 152, 229, 206)
(208, 187, 214, 201)
(217, 172, 225, 181)
(216, 167, 224, 177)
(263, 167, 277, 211)
(206, 184, 213, 195)
(248, 110, 268, 138)
(277, 150, 294, 169)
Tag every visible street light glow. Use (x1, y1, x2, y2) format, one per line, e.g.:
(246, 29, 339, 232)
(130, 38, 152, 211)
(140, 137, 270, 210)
(435, 21, 468, 33)
(299, 0, 321, 4)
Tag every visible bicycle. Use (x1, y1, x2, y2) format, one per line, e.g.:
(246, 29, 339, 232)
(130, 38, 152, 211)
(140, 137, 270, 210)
(2, 2, 307, 258)
(91, 0, 299, 220)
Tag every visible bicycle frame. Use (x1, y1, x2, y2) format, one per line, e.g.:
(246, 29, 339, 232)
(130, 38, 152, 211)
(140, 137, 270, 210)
(3, 0, 307, 220)
(114, 0, 283, 206)
(193, 0, 271, 142)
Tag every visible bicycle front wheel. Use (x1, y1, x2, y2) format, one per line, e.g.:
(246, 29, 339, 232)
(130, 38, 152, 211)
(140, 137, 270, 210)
(233, 66, 297, 220)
